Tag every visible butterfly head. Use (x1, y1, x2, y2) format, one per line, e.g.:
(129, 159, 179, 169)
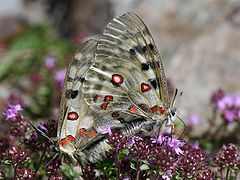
(165, 89, 183, 127)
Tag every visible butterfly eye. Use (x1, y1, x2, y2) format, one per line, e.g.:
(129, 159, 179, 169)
(171, 109, 176, 116)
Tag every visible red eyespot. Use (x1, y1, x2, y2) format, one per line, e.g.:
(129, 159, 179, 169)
(104, 95, 113, 102)
(67, 112, 79, 120)
(111, 74, 124, 85)
(141, 83, 151, 92)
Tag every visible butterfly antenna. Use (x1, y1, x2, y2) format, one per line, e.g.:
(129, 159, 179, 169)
(171, 88, 178, 108)
(31, 124, 55, 145)
(173, 91, 183, 108)
(177, 116, 186, 138)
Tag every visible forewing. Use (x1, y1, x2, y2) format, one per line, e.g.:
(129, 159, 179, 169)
(83, 13, 170, 119)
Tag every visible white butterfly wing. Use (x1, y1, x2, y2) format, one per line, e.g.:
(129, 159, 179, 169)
(58, 39, 99, 157)
(83, 13, 170, 119)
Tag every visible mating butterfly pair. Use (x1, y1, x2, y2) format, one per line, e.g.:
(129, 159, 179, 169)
(58, 12, 179, 165)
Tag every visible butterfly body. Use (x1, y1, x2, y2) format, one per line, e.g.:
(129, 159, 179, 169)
(58, 12, 177, 165)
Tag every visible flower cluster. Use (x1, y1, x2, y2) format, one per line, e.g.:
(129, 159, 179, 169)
(106, 131, 214, 179)
(177, 144, 211, 179)
(211, 89, 240, 122)
(213, 144, 240, 169)
(7, 146, 30, 166)
(3, 104, 22, 121)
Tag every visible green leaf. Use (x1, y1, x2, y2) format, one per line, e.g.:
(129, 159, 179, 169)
(140, 164, 150, 171)
(130, 162, 137, 170)
(118, 148, 129, 160)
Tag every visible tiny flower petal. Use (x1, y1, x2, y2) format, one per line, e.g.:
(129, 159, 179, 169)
(44, 56, 56, 71)
(223, 110, 235, 122)
(98, 125, 112, 136)
(188, 114, 200, 126)
(55, 68, 67, 87)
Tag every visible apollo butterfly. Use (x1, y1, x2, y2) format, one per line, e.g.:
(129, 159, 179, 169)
(58, 12, 179, 165)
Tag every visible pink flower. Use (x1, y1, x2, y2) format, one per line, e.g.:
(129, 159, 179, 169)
(167, 136, 185, 155)
(55, 68, 66, 87)
(217, 95, 233, 110)
(192, 141, 200, 149)
(188, 114, 200, 126)
(44, 56, 56, 71)
(151, 133, 165, 144)
(98, 125, 112, 136)
(223, 110, 235, 122)
(3, 104, 22, 121)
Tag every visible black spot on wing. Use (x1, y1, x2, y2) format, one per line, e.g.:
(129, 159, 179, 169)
(149, 78, 157, 89)
(66, 90, 79, 99)
(148, 43, 154, 51)
(141, 63, 150, 71)
(78, 77, 85, 83)
(142, 46, 147, 53)
(129, 48, 136, 56)
(67, 76, 74, 82)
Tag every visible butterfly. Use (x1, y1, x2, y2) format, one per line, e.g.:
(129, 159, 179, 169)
(58, 12, 179, 166)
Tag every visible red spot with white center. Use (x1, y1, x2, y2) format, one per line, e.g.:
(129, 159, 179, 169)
(111, 74, 123, 85)
(141, 83, 151, 92)
(104, 95, 113, 102)
(67, 112, 79, 120)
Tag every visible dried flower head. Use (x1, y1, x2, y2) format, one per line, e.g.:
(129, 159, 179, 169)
(108, 131, 127, 150)
(7, 146, 30, 165)
(177, 143, 208, 178)
(213, 144, 240, 169)
(46, 159, 62, 175)
(197, 169, 215, 180)
(16, 168, 34, 179)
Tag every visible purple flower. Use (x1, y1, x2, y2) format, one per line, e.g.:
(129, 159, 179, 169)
(167, 136, 185, 155)
(188, 114, 200, 126)
(3, 104, 22, 121)
(192, 141, 200, 149)
(98, 124, 112, 136)
(217, 95, 233, 110)
(162, 170, 172, 180)
(55, 68, 66, 87)
(44, 56, 56, 71)
(223, 109, 235, 122)
(39, 122, 48, 133)
(151, 133, 165, 144)
(162, 173, 170, 180)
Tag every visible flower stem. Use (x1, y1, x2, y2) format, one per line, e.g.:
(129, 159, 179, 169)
(226, 167, 230, 180)
(34, 145, 47, 176)
(13, 164, 18, 179)
(135, 162, 140, 180)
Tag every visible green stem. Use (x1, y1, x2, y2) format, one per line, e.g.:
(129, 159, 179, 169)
(34, 145, 47, 176)
(226, 168, 230, 180)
